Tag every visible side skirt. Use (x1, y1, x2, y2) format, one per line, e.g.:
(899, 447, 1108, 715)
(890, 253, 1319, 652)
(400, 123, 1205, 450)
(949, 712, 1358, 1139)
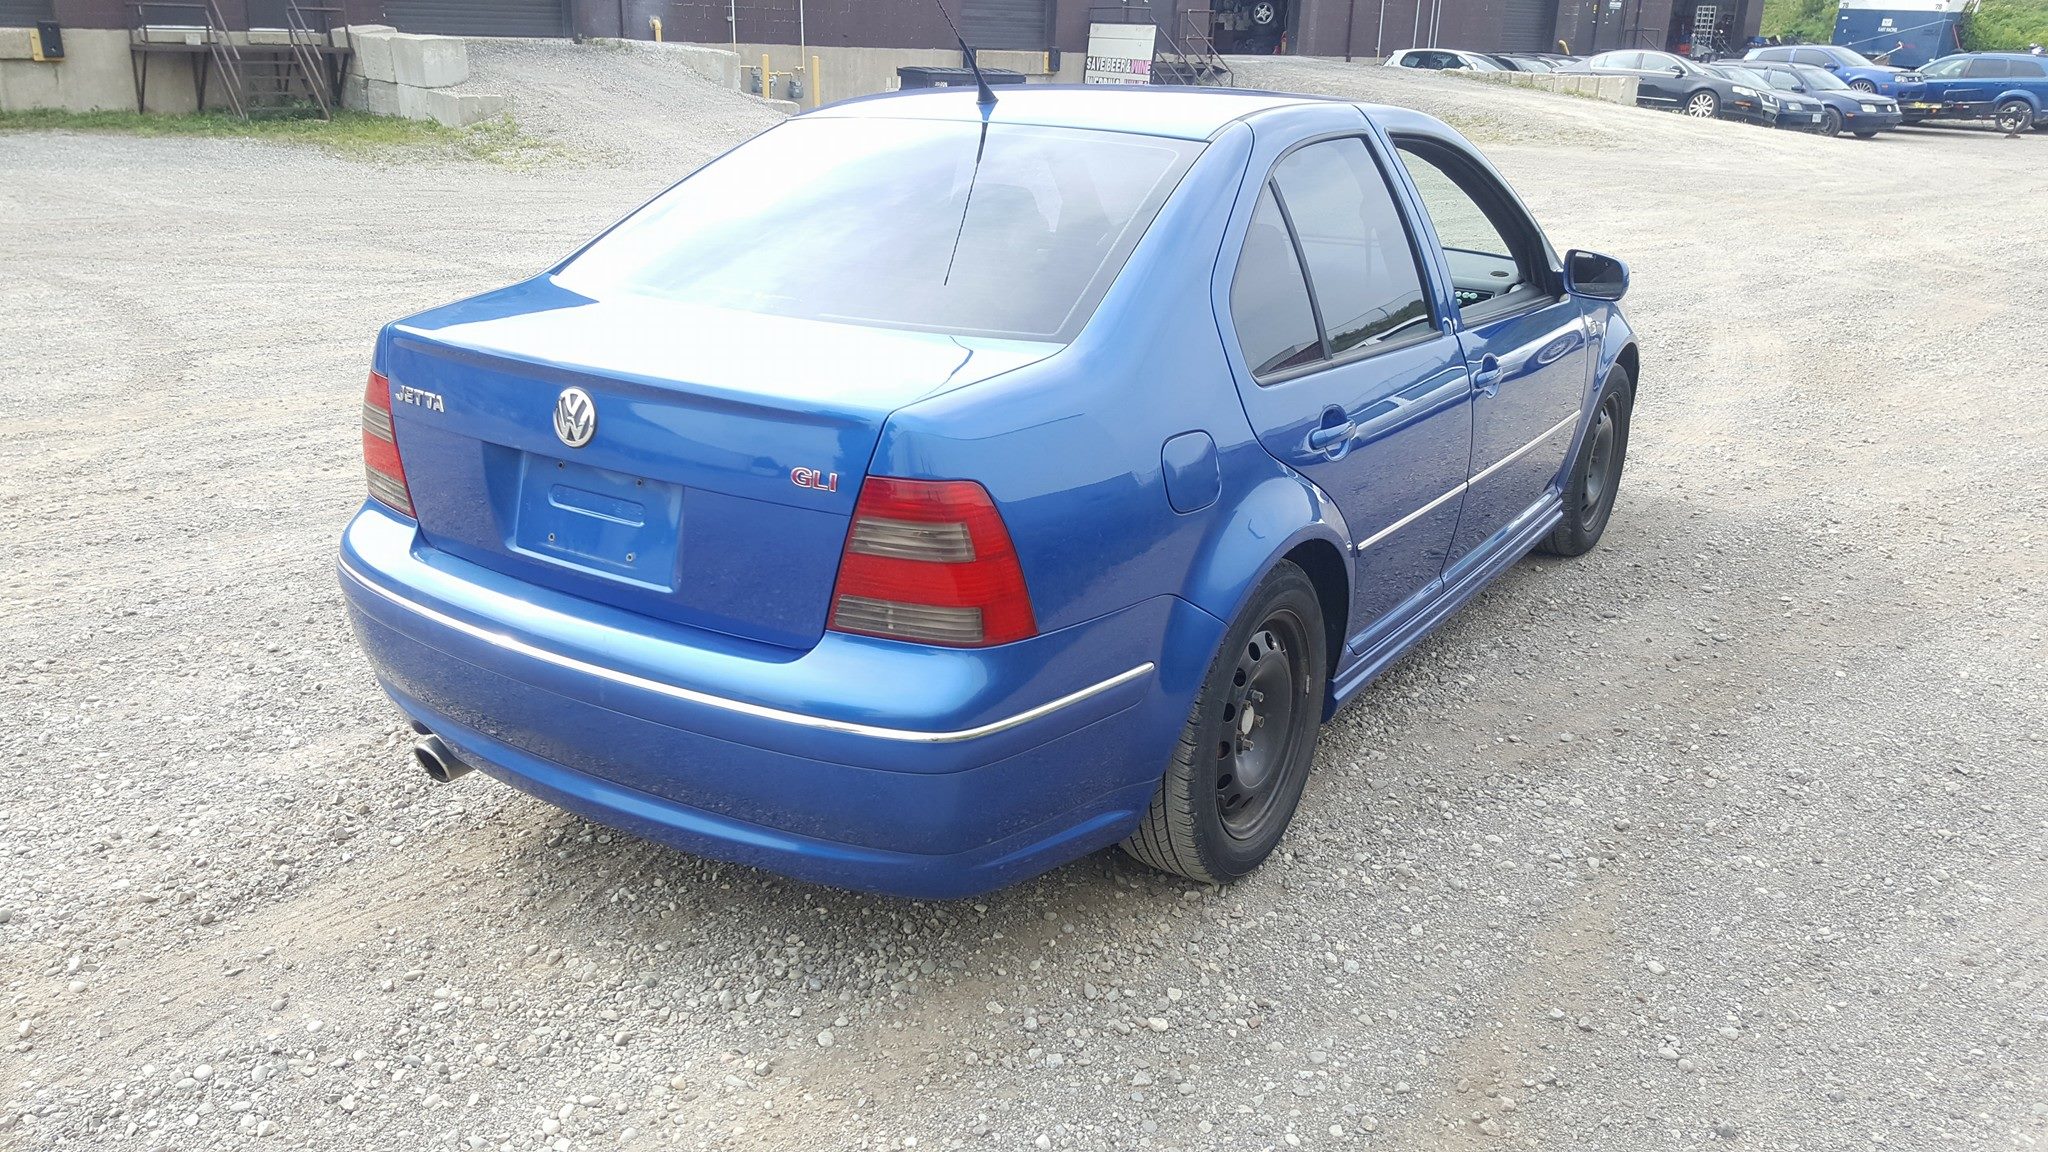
(1324, 493, 1564, 718)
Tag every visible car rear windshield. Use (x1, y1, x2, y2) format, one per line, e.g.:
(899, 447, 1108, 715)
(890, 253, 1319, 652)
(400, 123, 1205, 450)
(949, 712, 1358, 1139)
(553, 117, 1204, 342)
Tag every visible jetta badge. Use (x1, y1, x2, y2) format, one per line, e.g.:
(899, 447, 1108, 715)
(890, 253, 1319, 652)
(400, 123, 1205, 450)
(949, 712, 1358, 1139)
(553, 387, 596, 448)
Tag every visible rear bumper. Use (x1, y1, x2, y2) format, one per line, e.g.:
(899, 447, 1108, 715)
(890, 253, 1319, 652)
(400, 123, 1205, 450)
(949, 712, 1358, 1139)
(339, 503, 1223, 898)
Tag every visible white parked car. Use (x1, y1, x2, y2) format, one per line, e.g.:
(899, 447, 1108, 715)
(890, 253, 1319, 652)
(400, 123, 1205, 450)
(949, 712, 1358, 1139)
(1383, 48, 1505, 72)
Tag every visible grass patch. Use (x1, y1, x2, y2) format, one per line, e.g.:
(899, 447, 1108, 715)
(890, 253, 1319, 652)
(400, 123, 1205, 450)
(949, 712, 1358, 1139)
(0, 108, 560, 164)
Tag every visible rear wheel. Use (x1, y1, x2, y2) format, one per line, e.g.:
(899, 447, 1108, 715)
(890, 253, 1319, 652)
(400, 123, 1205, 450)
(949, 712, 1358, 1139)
(1820, 107, 1843, 136)
(1122, 562, 1327, 885)
(1685, 90, 1719, 118)
(1994, 99, 2033, 133)
(1539, 365, 1634, 558)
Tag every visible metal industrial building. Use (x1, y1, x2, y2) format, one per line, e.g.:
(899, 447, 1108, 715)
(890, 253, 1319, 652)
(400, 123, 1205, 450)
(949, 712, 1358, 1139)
(8, 0, 1764, 62)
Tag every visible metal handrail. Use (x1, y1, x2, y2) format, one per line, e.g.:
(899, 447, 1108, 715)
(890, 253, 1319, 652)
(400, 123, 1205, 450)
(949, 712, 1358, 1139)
(132, 0, 246, 118)
(282, 0, 333, 117)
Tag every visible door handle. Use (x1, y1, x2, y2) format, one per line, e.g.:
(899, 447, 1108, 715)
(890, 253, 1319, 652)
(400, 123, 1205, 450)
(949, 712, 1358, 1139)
(1308, 421, 1356, 453)
(1471, 354, 1502, 397)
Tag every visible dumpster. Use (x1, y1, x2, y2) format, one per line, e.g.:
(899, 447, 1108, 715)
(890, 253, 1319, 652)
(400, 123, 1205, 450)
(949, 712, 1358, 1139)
(896, 65, 1029, 90)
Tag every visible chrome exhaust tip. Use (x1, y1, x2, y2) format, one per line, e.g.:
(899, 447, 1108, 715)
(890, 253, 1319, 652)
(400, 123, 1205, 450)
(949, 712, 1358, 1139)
(413, 734, 473, 783)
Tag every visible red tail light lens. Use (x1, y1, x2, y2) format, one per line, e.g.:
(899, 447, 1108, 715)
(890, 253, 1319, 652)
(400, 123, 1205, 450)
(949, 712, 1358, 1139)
(361, 371, 413, 517)
(828, 478, 1036, 648)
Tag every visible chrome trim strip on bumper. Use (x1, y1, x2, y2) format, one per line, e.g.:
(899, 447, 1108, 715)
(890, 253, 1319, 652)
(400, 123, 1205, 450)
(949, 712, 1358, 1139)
(1352, 412, 1580, 554)
(338, 561, 1154, 745)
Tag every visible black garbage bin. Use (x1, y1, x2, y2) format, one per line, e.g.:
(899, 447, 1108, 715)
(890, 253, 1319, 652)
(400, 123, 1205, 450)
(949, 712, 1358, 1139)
(896, 66, 1028, 90)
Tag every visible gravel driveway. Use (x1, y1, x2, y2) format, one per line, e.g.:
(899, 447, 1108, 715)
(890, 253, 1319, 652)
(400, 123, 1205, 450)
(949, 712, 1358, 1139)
(1, 49, 2043, 1152)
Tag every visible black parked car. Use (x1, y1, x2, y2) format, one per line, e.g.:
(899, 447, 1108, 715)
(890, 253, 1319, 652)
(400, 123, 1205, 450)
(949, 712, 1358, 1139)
(1486, 53, 1557, 72)
(1562, 49, 1769, 122)
(1707, 62, 1833, 130)
(1741, 60, 1905, 136)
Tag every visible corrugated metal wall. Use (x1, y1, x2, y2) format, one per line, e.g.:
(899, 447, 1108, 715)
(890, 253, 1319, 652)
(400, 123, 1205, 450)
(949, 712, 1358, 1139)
(0, 0, 54, 25)
(960, 0, 1050, 50)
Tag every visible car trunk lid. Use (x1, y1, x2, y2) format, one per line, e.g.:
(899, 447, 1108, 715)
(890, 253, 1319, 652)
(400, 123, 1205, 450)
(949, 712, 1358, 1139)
(382, 280, 1058, 649)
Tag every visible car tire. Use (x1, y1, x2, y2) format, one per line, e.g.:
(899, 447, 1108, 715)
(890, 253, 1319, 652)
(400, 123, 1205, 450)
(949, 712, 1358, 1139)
(1122, 561, 1327, 885)
(1994, 99, 2033, 133)
(1849, 78, 1876, 92)
(1853, 128, 1880, 138)
(1685, 90, 1719, 118)
(1820, 107, 1843, 136)
(1538, 365, 1634, 558)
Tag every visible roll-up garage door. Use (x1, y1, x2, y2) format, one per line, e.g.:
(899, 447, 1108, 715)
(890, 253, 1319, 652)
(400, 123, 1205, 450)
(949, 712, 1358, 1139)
(382, 0, 567, 38)
(0, 0, 53, 26)
(960, 0, 1051, 51)
(1497, 0, 1560, 51)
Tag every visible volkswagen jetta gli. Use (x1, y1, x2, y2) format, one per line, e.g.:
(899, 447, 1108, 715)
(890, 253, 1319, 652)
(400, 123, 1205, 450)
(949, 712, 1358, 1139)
(342, 86, 1639, 898)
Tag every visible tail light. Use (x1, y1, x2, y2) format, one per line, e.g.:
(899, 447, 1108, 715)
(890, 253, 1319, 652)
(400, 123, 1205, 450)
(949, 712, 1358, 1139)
(828, 477, 1035, 648)
(361, 371, 414, 517)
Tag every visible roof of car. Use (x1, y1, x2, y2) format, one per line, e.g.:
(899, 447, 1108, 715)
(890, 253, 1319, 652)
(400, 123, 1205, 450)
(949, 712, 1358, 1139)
(806, 85, 1358, 141)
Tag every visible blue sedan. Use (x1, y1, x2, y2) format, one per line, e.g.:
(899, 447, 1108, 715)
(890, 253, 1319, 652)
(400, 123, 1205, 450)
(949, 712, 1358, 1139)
(1743, 43, 1920, 96)
(341, 86, 1640, 897)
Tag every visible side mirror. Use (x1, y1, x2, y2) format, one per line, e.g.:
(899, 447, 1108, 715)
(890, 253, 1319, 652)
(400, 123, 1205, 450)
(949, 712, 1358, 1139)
(1564, 249, 1629, 301)
(1670, 65, 1685, 76)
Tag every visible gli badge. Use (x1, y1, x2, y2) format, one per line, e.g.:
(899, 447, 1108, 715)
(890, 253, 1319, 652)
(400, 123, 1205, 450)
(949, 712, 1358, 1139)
(790, 467, 839, 492)
(553, 387, 596, 448)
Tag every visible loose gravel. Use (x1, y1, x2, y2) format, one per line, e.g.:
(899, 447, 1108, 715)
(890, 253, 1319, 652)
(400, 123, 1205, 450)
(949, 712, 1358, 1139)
(1, 49, 2044, 1152)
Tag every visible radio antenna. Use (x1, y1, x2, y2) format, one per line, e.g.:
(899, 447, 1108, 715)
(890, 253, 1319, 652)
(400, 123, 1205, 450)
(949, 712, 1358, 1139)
(927, 0, 998, 106)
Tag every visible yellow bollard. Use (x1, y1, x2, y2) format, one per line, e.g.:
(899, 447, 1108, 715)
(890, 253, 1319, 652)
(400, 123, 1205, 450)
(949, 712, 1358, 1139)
(762, 53, 773, 100)
(650, 16, 662, 41)
(812, 54, 822, 107)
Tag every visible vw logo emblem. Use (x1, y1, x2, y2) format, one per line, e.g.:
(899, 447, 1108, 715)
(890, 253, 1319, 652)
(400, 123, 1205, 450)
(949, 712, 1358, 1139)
(553, 387, 596, 448)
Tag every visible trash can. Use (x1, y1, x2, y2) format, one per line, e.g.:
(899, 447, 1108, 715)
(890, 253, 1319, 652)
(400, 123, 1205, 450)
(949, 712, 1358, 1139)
(896, 66, 1028, 90)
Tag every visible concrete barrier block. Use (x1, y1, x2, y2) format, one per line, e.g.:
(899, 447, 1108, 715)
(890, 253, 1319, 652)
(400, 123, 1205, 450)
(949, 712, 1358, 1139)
(390, 32, 469, 89)
(0, 27, 35, 60)
(353, 29, 397, 82)
(360, 76, 403, 116)
(339, 73, 368, 110)
(418, 88, 506, 127)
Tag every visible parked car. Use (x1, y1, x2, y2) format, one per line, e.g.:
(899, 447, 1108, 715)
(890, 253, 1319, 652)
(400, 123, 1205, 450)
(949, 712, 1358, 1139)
(1743, 43, 1918, 95)
(1487, 53, 1557, 72)
(1741, 60, 1904, 135)
(1565, 49, 1771, 121)
(1706, 62, 1833, 129)
(1384, 48, 1505, 72)
(1896, 52, 2048, 132)
(341, 86, 1640, 898)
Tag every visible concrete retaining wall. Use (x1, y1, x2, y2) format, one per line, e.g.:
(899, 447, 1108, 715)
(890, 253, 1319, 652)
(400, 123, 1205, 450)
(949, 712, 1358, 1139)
(699, 43, 1082, 108)
(1462, 70, 1640, 105)
(0, 26, 254, 113)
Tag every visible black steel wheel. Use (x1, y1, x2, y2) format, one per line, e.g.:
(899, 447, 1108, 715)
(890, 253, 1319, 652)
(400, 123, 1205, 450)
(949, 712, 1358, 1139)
(1123, 562, 1327, 885)
(1539, 364, 1634, 557)
(1820, 107, 1843, 137)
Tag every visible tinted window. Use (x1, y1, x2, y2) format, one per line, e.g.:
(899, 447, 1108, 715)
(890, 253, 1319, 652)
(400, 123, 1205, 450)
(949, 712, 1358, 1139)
(1791, 48, 1830, 65)
(1271, 139, 1431, 358)
(2009, 58, 2046, 77)
(1229, 186, 1321, 377)
(1791, 63, 1849, 89)
(1396, 141, 1539, 312)
(1604, 51, 1644, 69)
(555, 118, 1201, 342)
(1919, 56, 1966, 78)
(1642, 52, 1685, 71)
(1964, 57, 2012, 77)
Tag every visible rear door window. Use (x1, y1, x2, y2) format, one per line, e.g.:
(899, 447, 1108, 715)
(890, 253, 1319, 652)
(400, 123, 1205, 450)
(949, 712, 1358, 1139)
(1229, 187, 1323, 377)
(1269, 138, 1432, 358)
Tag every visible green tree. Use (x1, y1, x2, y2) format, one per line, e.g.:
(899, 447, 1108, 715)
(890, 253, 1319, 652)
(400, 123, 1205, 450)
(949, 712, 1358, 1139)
(1761, 0, 1837, 43)
(1961, 0, 2048, 50)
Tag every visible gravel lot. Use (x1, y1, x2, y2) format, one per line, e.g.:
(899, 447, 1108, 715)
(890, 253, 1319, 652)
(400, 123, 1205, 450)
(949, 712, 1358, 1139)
(2, 48, 2044, 1152)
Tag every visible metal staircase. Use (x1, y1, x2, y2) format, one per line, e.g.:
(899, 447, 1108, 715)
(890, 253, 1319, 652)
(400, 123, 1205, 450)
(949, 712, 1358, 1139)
(130, 0, 351, 119)
(1088, 3, 1233, 87)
